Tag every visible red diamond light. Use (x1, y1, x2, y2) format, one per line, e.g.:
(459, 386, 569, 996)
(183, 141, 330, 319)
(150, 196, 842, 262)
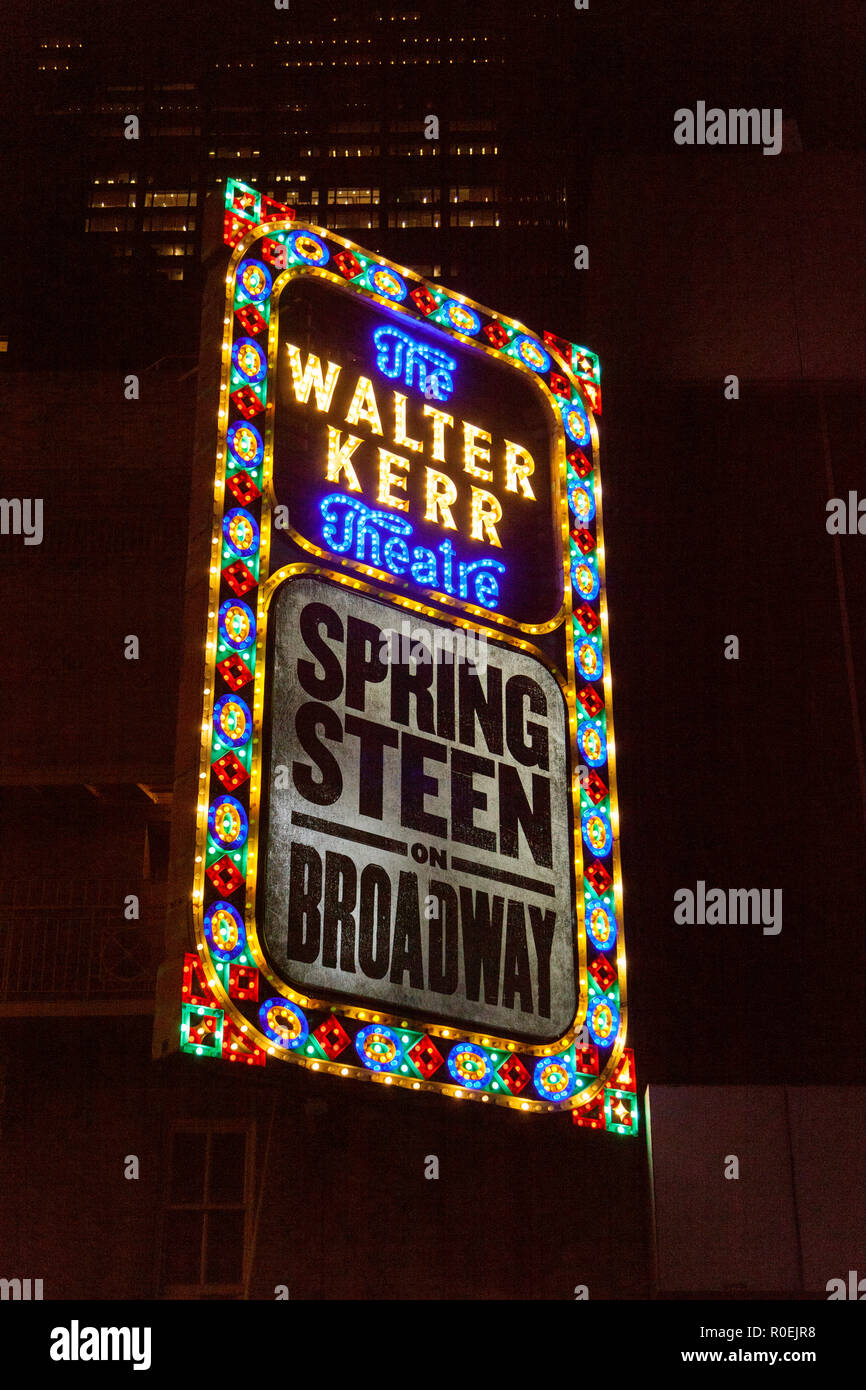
(409, 1036, 444, 1078)
(223, 560, 257, 598)
(589, 956, 617, 991)
(409, 285, 437, 315)
(227, 470, 261, 506)
(261, 237, 288, 269)
(497, 1054, 530, 1095)
(334, 250, 362, 279)
(584, 770, 608, 804)
(572, 1094, 605, 1128)
(206, 856, 244, 897)
(234, 304, 267, 338)
(574, 601, 599, 634)
(230, 386, 264, 419)
(571, 526, 595, 554)
(568, 447, 593, 478)
(217, 655, 253, 691)
(577, 685, 604, 717)
(314, 1015, 351, 1059)
(212, 751, 249, 792)
(483, 322, 509, 348)
(574, 1043, 599, 1075)
(586, 861, 613, 895)
(228, 964, 259, 1001)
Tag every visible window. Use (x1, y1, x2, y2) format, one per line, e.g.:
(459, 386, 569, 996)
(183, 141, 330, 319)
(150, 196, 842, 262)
(393, 187, 438, 205)
(451, 208, 498, 226)
(327, 188, 379, 205)
(142, 212, 195, 231)
(329, 121, 378, 133)
(151, 243, 190, 256)
(89, 189, 135, 208)
(144, 191, 197, 208)
(325, 207, 378, 229)
(389, 142, 437, 157)
(327, 145, 375, 157)
(449, 144, 498, 156)
(160, 1123, 254, 1296)
(449, 186, 496, 204)
(387, 210, 441, 228)
(85, 211, 135, 232)
(92, 172, 134, 184)
(269, 181, 316, 205)
(449, 118, 496, 131)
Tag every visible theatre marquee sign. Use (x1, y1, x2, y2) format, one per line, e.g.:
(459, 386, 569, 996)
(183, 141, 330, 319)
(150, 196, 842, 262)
(168, 179, 636, 1129)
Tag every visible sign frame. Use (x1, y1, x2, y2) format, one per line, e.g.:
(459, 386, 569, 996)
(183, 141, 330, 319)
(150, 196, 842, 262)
(178, 180, 635, 1126)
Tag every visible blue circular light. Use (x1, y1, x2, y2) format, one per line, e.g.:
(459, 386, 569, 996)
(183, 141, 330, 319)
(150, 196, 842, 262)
(534, 1055, 577, 1102)
(576, 634, 603, 682)
(587, 901, 617, 952)
(237, 259, 272, 304)
(288, 231, 329, 266)
(219, 599, 256, 652)
(368, 265, 407, 302)
(227, 420, 264, 469)
(515, 336, 551, 373)
(208, 794, 249, 850)
(444, 300, 481, 335)
(572, 554, 599, 601)
(447, 1042, 493, 1090)
(356, 1023, 404, 1072)
(562, 396, 591, 445)
(212, 694, 252, 748)
(587, 995, 619, 1048)
(569, 480, 596, 525)
(204, 901, 246, 961)
(232, 337, 267, 384)
(259, 997, 309, 1050)
(582, 806, 612, 858)
(578, 720, 607, 768)
(222, 508, 259, 559)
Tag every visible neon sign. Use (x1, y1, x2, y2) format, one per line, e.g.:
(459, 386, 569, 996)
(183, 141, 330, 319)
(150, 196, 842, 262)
(372, 325, 457, 402)
(319, 492, 506, 607)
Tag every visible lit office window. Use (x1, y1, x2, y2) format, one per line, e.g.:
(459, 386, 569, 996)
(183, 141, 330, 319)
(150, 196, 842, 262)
(144, 191, 197, 208)
(326, 188, 379, 205)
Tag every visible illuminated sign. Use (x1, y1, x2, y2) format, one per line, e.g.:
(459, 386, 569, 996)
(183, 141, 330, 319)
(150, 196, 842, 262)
(269, 273, 562, 627)
(169, 178, 635, 1130)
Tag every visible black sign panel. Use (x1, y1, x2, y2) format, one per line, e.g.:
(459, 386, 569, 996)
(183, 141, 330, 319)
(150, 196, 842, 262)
(271, 277, 563, 627)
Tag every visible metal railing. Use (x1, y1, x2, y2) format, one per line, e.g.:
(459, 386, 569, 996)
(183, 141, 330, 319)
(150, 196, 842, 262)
(0, 880, 162, 1005)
